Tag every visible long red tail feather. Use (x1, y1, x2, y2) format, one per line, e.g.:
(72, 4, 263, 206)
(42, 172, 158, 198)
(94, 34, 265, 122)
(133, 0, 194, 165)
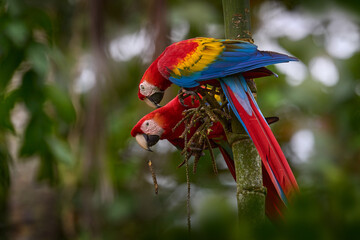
(218, 145, 288, 219)
(220, 75, 298, 214)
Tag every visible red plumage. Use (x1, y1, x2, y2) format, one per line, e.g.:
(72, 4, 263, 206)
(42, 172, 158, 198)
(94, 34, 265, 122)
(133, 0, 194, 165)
(131, 95, 295, 220)
(157, 40, 200, 76)
(224, 83, 298, 198)
(135, 37, 299, 220)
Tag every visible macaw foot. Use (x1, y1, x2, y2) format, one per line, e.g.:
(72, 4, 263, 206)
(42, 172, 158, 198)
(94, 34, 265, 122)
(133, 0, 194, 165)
(172, 87, 233, 176)
(177, 88, 201, 107)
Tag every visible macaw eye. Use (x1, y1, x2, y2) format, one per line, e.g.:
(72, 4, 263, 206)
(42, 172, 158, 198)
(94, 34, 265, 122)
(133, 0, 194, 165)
(140, 119, 164, 136)
(140, 84, 145, 90)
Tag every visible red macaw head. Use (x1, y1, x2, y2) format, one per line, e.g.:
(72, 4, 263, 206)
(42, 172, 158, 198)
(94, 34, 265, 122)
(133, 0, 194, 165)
(131, 96, 198, 151)
(138, 57, 172, 108)
(131, 111, 165, 151)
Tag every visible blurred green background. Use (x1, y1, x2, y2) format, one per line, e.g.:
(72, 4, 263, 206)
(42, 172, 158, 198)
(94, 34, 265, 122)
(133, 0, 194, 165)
(0, 0, 360, 239)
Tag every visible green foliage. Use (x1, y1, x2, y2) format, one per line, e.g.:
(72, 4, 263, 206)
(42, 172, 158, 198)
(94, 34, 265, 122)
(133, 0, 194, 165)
(0, 0, 360, 239)
(0, 1, 77, 187)
(45, 85, 76, 123)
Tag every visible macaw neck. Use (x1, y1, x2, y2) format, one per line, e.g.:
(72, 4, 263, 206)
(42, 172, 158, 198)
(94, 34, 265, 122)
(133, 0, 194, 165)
(145, 56, 172, 91)
(158, 101, 187, 139)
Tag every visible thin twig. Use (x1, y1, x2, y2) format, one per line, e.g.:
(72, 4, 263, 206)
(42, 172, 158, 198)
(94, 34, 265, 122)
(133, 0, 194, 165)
(172, 111, 194, 132)
(148, 160, 158, 195)
(205, 137, 218, 175)
(174, 86, 237, 231)
(184, 132, 191, 232)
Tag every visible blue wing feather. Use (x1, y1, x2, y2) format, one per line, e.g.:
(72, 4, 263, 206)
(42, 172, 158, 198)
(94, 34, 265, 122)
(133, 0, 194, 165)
(168, 42, 298, 88)
(220, 76, 251, 136)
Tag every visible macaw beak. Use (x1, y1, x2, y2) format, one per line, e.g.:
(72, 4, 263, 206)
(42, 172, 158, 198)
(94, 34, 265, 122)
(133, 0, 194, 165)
(144, 91, 164, 108)
(135, 134, 160, 152)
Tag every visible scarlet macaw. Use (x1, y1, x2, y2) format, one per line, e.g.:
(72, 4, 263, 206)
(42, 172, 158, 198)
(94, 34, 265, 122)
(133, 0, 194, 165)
(136, 37, 298, 200)
(131, 95, 292, 219)
(137, 37, 296, 108)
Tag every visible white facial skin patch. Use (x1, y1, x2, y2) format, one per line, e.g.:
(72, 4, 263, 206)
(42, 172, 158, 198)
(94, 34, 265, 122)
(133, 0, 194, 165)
(140, 119, 164, 137)
(139, 80, 161, 97)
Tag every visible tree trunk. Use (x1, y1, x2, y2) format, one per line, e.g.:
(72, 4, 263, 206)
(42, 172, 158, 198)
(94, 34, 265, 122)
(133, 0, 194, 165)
(79, 0, 113, 237)
(222, 0, 266, 224)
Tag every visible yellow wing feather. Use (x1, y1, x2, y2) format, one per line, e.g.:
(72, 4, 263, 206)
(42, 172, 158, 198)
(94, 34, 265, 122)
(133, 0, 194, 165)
(174, 38, 225, 76)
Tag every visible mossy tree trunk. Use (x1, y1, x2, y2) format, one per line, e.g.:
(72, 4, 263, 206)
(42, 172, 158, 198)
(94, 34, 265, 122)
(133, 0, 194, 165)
(222, 0, 266, 224)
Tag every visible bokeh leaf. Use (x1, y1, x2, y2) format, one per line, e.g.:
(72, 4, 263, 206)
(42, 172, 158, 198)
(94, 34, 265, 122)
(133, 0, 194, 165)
(26, 42, 49, 77)
(45, 84, 76, 123)
(0, 91, 18, 133)
(19, 112, 51, 157)
(46, 136, 75, 166)
(0, 46, 24, 92)
(4, 20, 29, 47)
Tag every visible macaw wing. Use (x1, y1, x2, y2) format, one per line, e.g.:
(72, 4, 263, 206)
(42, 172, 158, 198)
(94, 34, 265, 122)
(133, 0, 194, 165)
(158, 38, 257, 88)
(157, 37, 297, 88)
